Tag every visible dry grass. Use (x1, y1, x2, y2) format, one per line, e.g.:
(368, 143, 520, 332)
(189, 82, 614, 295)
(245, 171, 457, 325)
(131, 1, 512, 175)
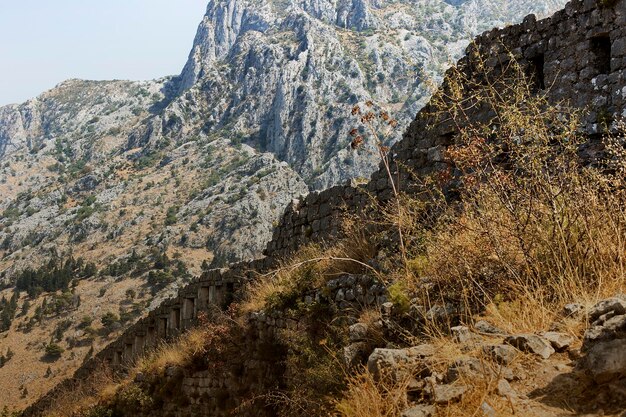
(337, 50, 626, 416)
(38, 364, 117, 417)
(335, 369, 412, 417)
(135, 327, 209, 375)
(476, 299, 587, 339)
(335, 358, 510, 417)
(357, 308, 386, 346)
(241, 225, 378, 314)
(404, 51, 626, 332)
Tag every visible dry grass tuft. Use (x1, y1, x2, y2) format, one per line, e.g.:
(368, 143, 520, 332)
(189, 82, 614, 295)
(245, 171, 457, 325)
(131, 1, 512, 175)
(39, 364, 117, 417)
(335, 369, 411, 417)
(241, 225, 378, 315)
(136, 326, 209, 375)
(357, 308, 386, 346)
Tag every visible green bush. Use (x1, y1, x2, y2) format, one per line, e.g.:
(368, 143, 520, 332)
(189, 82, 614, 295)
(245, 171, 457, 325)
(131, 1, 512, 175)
(101, 312, 119, 328)
(79, 315, 93, 328)
(387, 282, 410, 315)
(44, 343, 64, 359)
(111, 385, 153, 414)
(164, 206, 179, 226)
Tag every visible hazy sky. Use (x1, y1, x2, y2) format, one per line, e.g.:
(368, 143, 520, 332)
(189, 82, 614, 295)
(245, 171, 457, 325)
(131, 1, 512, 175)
(0, 0, 207, 106)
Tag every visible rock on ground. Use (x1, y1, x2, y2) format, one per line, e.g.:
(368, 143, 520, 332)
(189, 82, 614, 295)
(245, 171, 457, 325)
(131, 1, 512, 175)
(505, 334, 555, 359)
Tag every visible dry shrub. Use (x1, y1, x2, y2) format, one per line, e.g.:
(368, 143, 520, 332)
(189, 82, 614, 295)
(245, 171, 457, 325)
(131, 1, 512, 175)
(40, 364, 116, 417)
(416, 50, 626, 330)
(335, 50, 626, 415)
(241, 225, 377, 315)
(136, 326, 209, 375)
(443, 384, 514, 417)
(335, 337, 465, 417)
(357, 308, 385, 346)
(336, 341, 525, 417)
(270, 326, 347, 417)
(335, 360, 514, 417)
(137, 310, 241, 377)
(335, 369, 411, 417)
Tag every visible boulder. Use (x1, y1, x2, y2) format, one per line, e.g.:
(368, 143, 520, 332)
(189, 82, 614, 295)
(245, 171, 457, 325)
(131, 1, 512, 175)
(562, 303, 585, 318)
(447, 357, 495, 382)
(382, 302, 394, 316)
(496, 379, 515, 397)
(584, 338, 626, 383)
(367, 345, 435, 381)
(481, 402, 496, 417)
(584, 314, 626, 345)
(407, 377, 426, 393)
(451, 326, 474, 343)
(474, 320, 506, 335)
(431, 384, 468, 404)
(349, 323, 369, 342)
(505, 334, 555, 359)
(425, 304, 458, 323)
(482, 344, 518, 365)
(541, 332, 574, 351)
(589, 298, 626, 323)
(343, 342, 369, 368)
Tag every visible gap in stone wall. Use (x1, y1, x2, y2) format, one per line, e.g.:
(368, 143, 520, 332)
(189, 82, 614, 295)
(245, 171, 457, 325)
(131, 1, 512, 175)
(591, 35, 612, 75)
(530, 53, 546, 90)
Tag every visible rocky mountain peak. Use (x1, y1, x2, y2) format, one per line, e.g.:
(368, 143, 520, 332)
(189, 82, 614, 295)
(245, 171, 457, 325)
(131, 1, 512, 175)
(179, 0, 385, 91)
(179, 0, 276, 90)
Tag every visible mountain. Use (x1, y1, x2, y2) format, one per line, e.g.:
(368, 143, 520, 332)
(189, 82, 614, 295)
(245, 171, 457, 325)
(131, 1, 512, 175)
(0, 0, 567, 409)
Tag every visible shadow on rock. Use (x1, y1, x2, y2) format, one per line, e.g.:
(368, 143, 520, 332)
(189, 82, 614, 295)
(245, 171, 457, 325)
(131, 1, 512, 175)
(529, 370, 626, 415)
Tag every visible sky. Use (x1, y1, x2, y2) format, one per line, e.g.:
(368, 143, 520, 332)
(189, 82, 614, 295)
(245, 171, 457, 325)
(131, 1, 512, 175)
(0, 0, 208, 106)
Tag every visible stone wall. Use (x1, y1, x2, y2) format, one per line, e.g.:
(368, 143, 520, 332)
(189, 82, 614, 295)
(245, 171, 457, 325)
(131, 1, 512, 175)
(23, 0, 626, 415)
(169, 273, 387, 417)
(266, 0, 626, 258)
(29, 270, 386, 417)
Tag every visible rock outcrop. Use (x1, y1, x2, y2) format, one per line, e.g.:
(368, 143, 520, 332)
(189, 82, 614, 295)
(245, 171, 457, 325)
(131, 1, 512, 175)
(582, 296, 626, 384)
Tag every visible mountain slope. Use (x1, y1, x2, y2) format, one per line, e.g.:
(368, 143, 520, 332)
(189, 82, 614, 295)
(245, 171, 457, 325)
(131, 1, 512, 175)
(0, 0, 567, 409)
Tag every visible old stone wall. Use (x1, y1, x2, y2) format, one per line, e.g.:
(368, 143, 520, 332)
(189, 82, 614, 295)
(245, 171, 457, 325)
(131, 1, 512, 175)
(23, 0, 626, 415)
(167, 273, 387, 417)
(266, 0, 626, 259)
